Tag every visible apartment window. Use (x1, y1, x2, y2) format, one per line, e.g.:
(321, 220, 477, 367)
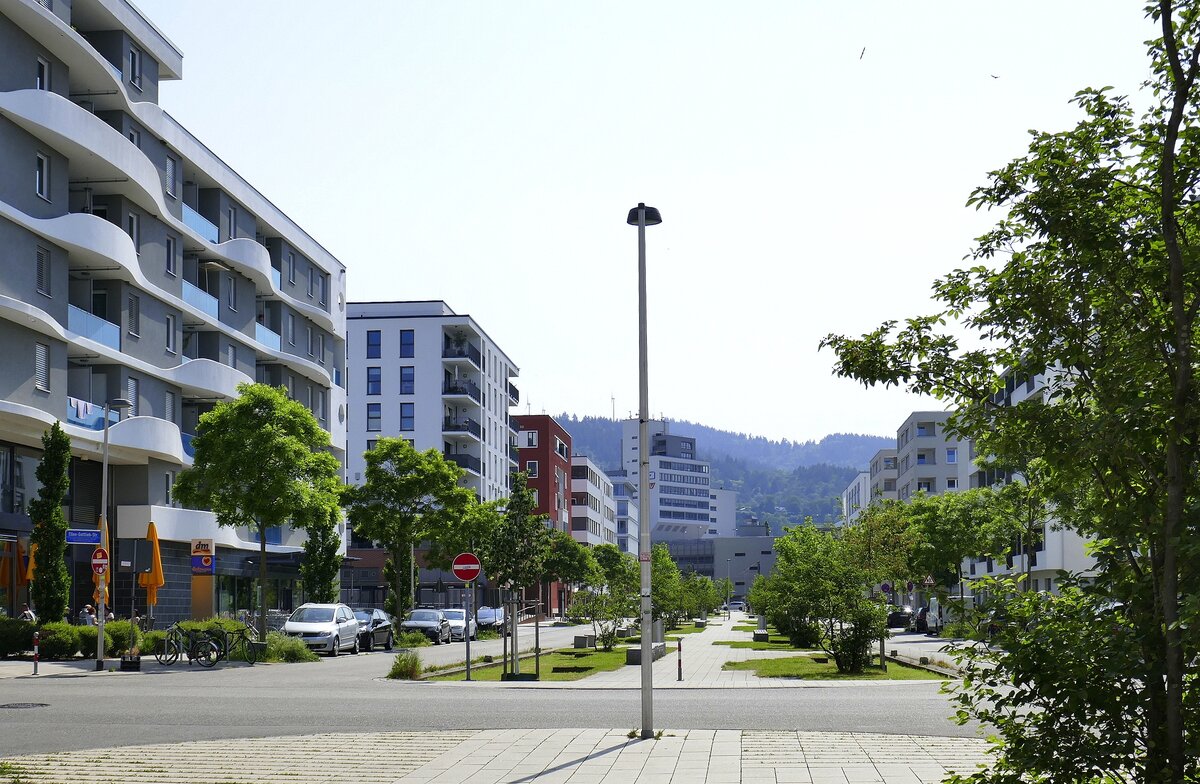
(164, 157, 177, 198)
(226, 344, 236, 368)
(125, 212, 140, 252)
(317, 390, 326, 422)
(307, 267, 315, 299)
(286, 313, 296, 345)
(366, 330, 381, 359)
(318, 274, 326, 306)
(35, 246, 51, 297)
(226, 274, 237, 311)
(524, 431, 538, 448)
(34, 343, 49, 392)
(366, 439, 378, 451)
(35, 153, 50, 200)
(366, 367, 381, 395)
(165, 314, 177, 353)
(35, 57, 50, 91)
(306, 326, 314, 356)
(400, 402, 415, 431)
(286, 374, 295, 399)
(165, 471, 176, 507)
(399, 366, 414, 394)
(164, 390, 176, 423)
(226, 207, 236, 241)
(366, 403, 381, 432)
(526, 460, 539, 478)
(127, 128, 140, 148)
(165, 236, 177, 276)
(287, 252, 296, 284)
(946, 447, 958, 464)
(127, 47, 142, 89)
(947, 477, 959, 490)
(305, 385, 312, 412)
(126, 377, 139, 415)
(127, 293, 140, 336)
(315, 333, 325, 365)
(399, 330, 414, 358)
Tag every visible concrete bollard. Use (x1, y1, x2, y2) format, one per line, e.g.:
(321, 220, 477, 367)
(33, 631, 39, 676)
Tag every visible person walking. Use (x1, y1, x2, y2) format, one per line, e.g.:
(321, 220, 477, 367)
(18, 604, 35, 622)
(79, 605, 96, 625)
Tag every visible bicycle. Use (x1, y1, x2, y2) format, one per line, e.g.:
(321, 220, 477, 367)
(154, 622, 220, 667)
(211, 622, 260, 665)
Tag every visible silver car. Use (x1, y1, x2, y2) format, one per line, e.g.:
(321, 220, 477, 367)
(283, 603, 360, 656)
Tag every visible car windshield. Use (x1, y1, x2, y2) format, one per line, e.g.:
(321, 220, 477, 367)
(409, 611, 439, 622)
(443, 610, 464, 620)
(354, 611, 372, 622)
(289, 607, 334, 623)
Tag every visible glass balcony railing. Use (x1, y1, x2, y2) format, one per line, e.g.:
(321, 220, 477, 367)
(67, 304, 120, 350)
(255, 322, 281, 351)
(182, 203, 219, 244)
(182, 280, 219, 319)
(442, 341, 482, 366)
(508, 382, 520, 404)
(271, 267, 281, 289)
(334, 368, 343, 388)
(66, 397, 120, 430)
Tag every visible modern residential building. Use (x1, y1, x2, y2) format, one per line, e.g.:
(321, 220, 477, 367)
(606, 469, 639, 554)
(840, 471, 871, 524)
(895, 412, 971, 500)
(343, 301, 518, 609)
(708, 487, 738, 536)
(868, 448, 898, 504)
(515, 414, 572, 533)
(0, 0, 347, 623)
(570, 455, 617, 547)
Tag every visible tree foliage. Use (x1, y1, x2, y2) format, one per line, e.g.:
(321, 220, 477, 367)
(29, 423, 71, 624)
(173, 384, 343, 638)
(571, 543, 637, 650)
(480, 472, 550, 592)
(299, 507, 342, 604)
(821, 3, 1200, 778)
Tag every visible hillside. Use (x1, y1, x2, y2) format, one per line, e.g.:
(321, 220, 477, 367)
(555, 415, 893, 529)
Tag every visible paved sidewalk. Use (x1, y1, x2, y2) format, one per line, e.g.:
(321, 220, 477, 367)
(0, 728, 991, 783)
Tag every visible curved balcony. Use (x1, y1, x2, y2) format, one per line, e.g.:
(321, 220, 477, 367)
(108, 415, 190, 465)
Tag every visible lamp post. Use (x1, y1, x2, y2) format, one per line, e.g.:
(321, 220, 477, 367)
(725, 558, 732, 619)
(628, 201, 661, 740)
(96, 397, 131, 670)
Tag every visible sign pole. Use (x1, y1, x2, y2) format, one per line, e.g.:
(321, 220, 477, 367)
(464, 581, 472, 682)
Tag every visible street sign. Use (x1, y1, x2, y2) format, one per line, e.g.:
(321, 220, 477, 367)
(451, 552, 482, 582)
(639, 552, 651, 562)
(91, 547, 109, 575)
(66, 529, 102, 546)
(923, 575, 936, 587)
(880, 582, 892, 594)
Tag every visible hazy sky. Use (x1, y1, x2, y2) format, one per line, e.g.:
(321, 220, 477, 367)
(135, 1, 1150, 442)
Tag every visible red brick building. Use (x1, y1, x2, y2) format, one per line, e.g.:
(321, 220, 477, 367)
(514, 414, 573, 615)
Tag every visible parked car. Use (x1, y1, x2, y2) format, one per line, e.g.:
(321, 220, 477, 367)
(400, 608, 451, 644)
(726, 601, 747, 613)
(476, 605, 505, 629)
(442, 608, 477, 641)
(282, 603, 359, 656)
(353, 608, 395, 652)
(909, 606, 930, 633)
(886, 605, 913, 629)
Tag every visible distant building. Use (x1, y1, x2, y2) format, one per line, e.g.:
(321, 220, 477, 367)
(514, 414, 572, 532)
(869, 448, 898, 503)
(708, 487, 738, 536)
(895, 412, 970, 500)
(841, 471, 871, 524)
(607, 469, 640, 554)
(570, 456, 617, 547)
(665, 536, 778, 603)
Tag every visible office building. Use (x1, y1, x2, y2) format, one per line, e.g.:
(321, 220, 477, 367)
(621, 419, 730, 540)
(869, 448, 898, 503)
(606, 469, 639, 554)
(570, 455, 617, 547)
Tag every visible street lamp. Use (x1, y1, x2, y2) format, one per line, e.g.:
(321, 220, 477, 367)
(725, 558, 732, 620)
(628, 201, 661, 740)
(96, 397, 131, 670)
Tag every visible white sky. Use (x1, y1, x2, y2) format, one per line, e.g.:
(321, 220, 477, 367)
(134, 1, 1151, 442)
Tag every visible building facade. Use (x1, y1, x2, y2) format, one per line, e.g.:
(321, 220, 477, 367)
(570, 455, 617, 547)
(840, 471, 871, 524)
(868, 448, 898, 504)
(606, 469, 639, 554)
(0, 0, 347, 623)
(621, 419, 729, 541)
(514, 414, 571, 533)
(895, 412, 970, 500)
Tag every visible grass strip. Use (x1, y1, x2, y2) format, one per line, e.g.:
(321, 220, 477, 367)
(722, 655, 946, 680)
(430, 646, 631, 682)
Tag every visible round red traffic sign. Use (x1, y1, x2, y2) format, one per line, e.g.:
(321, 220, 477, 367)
(451, 552, 481, 582)
(91, 546, 109, 575)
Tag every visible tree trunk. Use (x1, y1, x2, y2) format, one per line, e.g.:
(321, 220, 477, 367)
(257, 523, 268, 641)
(392, 546, 405, 617)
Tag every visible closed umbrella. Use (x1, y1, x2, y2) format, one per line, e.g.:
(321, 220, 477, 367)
(137, 522, 164, 609)
(20, 541, 34, 586)
(92, 523, 110, 606)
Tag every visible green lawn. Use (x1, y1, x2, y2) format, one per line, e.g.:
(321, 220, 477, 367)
(723, 656, 946, 680)
(712, 634, 806, 651)
(627, 623, 710, 644)
(429, 647, 631, 682)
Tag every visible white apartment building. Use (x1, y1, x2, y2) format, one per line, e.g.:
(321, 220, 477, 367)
(346, 301, 518, 502)
(606, 469, 640, 554)
(895, 412, 971, 500)
(869, 448, 898, 503)
(570, 455, 617, 547)
(841, 471, 871, 524)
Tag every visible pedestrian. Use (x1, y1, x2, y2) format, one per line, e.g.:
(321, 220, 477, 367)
(79, 605, 95, 625)
(105, 609, 114, 622)
(18, 603, 35, 622)
(132, 609, 143, 631)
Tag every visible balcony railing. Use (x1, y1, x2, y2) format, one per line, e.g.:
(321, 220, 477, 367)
(182, 280, 219, 319)
(508, 382, 520, 404)
(67, 304, 120, 350)
(255, 322, 281, 351)
(442, 341, 482, 366)
(271, 267, 282, 289)
(442, 379, 482, 404)
(445, 453, 482, 474)
(66, 397, 120, 430)
(182, 203, 219, 244)
(181, 432, 195, 458)
(442, 417, 482, 438)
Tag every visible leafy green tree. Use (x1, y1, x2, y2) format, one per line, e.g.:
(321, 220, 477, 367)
(571, 543, 637, 649)
(822, 3, 1200, 777)
(906, 490, 1009, 605)
(343, 438, 473, 616)
(299, 507, 341, 604)
(173, 383, 343, 639)
(842, 499, 920, 594)
(541, 530, 596, 617)
(480, 472, 549, 594)
(650, 542, 683, 625)
(29, 423, 71, 624)
(714, 576, 734, 611)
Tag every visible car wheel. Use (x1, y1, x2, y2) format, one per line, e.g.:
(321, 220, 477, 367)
(329, 637, 338, 657)
(351, 636, 359, 655)
(385, 632, 394, 651)
(432, 631, 440, 645)
(361, 634, 372, 653)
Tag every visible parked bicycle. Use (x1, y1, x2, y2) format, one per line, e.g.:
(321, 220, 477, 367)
(211, 622, 260, 665)
(154, 622, 220, 667)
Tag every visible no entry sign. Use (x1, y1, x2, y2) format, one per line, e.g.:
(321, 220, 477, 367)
(91, 546, 109, 575)
(452, 552, 482, 582)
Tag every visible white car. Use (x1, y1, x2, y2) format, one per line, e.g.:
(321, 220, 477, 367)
(726, 601, 747, 613)
(283, 603, 359, 655)
(442, 608, 477, 641)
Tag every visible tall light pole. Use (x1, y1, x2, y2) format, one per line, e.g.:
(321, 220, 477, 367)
(628, 201, 661, 740)
(96, 397, 131, 670)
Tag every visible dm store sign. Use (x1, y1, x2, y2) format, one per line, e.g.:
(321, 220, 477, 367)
(191, 539, 216, 575)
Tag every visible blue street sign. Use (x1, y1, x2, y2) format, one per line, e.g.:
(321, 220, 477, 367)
(66, 529, 102, 545)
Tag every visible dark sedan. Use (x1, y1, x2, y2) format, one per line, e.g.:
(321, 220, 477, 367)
(354, 608, 395, 651)
(400, 609, 451, 644)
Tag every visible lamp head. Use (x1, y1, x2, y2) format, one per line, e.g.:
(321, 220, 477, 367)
(626, 203, 662, 226)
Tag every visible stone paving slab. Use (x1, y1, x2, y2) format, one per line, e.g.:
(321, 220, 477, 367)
(1, 729, 990, 784)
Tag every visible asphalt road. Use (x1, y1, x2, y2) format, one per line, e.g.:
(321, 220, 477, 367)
(0, 632, 974, 756)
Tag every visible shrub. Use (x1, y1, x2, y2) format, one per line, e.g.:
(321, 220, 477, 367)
(387, 651, 421, 679)
(140, 630, 165, 655)
(0, 618, 35, 658)
(396, 631, 432, 648)
(37, 622, 80, 660)
(104, 620, 136, 654)
(263, 631, 318, 663)
(476, 629, 500, 641)
(76, 625, 114, 658)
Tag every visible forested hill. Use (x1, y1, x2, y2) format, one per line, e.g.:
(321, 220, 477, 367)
(554, 415, 893, 528)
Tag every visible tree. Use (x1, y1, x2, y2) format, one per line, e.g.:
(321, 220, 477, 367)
(541, 530, 595, 617)
(480, 472, 549, 596)
(299, 507, 341, 604)
(841, 499, 921, 594)
(906, 490, 1009, 605)
(571, 543, 636, 650)
(821, 3, 1200, 777)
(174, 383, 343, 639)
(343, 438, 473, 616)
(650, 543, 683, 626)
(29, 423, 71, 624)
